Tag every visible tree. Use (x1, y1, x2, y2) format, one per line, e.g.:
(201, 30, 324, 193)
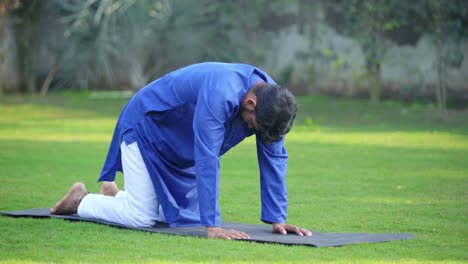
(323, 0, 404, 103)
(2, 0, 43, 93)
(41, 0, 231, 92)
(411, 0, 468, 112)
(42, 0, 166, 91)
(0, 0, 19, 94)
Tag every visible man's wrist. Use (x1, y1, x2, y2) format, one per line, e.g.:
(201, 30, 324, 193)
(206, 226, 221, 232)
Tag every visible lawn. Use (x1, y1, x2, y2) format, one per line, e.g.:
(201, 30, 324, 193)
(0, 93, 467, 263)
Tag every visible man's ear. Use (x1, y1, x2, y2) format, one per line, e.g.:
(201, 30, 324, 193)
(242, 85, 259, 111)
(244, 97, 257, 111)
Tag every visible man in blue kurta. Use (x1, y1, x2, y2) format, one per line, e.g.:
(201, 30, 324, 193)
(50, 62, 311, 239)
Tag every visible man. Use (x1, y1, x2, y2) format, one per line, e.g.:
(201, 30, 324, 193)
(51, 62, 311, 239)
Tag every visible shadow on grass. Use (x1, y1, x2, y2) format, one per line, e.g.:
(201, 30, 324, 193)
(2, 94, 468, 135)
(0, 93, 129, 118)
(296, 95, 468, 135)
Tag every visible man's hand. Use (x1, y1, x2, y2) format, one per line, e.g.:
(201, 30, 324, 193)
(272, 223, 312, 236)
(206, 227, 251, 240)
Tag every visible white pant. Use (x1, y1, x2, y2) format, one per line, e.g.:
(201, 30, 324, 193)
(77, 142, 165, 227)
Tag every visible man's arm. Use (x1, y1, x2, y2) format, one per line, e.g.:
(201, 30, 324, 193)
(192, 73, 253, 239)
(256, 136, 288, 224)
(256, 137, 312, 236)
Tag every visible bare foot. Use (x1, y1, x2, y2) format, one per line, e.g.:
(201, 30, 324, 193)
(50, 182, 88, 215)
(100, 181, 119, 196)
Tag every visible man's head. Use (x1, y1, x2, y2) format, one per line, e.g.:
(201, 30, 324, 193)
(241, 83, 298, 144)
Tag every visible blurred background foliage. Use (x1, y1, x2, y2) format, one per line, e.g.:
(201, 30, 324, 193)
(0, 0, 467, 111)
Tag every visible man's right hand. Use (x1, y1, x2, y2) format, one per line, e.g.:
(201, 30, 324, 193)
(206, 227, 250, 240)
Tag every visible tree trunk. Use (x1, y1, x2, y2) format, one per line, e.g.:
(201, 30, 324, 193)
(26, 71, 36, 93)
(366, 35, 383, 104)
(39, 66, 56, 96)
(369, 70, 381, 104)
(435, 37, 447, 113)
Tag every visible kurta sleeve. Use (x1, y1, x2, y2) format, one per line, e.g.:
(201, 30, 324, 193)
(256, 136, 288, 224)
(192, 74, 241, 227)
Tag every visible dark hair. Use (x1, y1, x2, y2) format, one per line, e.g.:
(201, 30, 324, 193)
(253, 83, 298, 144)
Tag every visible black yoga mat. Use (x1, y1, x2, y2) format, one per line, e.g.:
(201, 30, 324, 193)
(1, 208, 414, 247)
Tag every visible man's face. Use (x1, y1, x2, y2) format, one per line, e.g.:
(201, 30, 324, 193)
(241, 107, 262, 133)
(240, 87, 263, 133)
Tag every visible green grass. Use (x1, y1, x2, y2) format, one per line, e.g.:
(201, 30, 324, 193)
(0, 94, 467, 263)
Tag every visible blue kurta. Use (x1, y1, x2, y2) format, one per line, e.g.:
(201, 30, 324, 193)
(98, 62, 288, 227)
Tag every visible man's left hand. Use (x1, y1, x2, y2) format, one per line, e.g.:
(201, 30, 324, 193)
(272, 223, 312, 236)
